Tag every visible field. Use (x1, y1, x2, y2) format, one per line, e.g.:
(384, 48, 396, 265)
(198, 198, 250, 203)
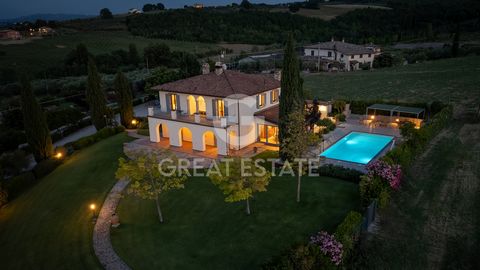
(271, 4, 389, 21)
(0, 134, 132, 270)
(357, 110, 480, 269)
(111, 176, 360, 270)
(0, 30, 219, 75)
(303, 56, 480, 103)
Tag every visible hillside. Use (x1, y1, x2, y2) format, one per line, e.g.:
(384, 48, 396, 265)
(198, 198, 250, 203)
(303, 56, 480, 103)
(270, 4, 390, 21)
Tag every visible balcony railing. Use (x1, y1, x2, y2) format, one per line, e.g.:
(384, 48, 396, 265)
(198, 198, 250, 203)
(148, 107, 233, 128)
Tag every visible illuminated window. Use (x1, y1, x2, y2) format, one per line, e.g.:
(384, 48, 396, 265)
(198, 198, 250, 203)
(170, 94, 177, 111)
(258, 124, 279, 145)
(257, 94, 266, 108)
(271, 89, 279, 103)
(258, 124, 267, 143)
(216, 99, 225, 117)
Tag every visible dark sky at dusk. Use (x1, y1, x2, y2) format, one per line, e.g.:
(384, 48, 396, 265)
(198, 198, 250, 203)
(1, 0, 296, 19)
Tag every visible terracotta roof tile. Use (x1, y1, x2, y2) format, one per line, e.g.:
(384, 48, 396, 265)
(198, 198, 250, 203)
(254, 105, 279, 124)
(151, 70, 280, 98)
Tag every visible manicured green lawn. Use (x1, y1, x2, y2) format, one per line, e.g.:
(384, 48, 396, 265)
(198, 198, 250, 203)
(111, 176, 360, 270)
(0, 31, 218, 75)
(0, 133, 132, 270)
(303, 56, 480, 103)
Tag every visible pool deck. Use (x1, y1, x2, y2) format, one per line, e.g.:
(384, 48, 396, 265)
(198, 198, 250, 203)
(319, 114, 401, 172)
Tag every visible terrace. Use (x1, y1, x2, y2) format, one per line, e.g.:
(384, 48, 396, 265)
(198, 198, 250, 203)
(363, 104, 425, 129)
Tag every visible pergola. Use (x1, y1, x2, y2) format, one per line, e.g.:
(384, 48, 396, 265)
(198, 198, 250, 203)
(366, 104, 425, 119)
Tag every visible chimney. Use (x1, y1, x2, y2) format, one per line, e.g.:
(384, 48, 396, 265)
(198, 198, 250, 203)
(202, 63, 210, 74)
(342, 38, 345, 43)
(214, 62, 225, 75)
(274, 70, 282, 81)
(331, 37, 334, 42)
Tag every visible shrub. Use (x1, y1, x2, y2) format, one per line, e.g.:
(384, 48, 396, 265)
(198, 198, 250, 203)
(5, 172, 36, 199)
(334, 211, 363, 260)
(359, 175, 386, 207)
(0, 150, 30, 177)
(70, 126, 125, 150)
(0, 183, 8, 208)
(317, 118, 336, 134)
(307, 132, 321, 146)
(317, 164, 363, 184)
(262, 243, 318, 270)
(310, 231, 343, 266)
(365, 160, 402, 190)
(137, 129, 150, 136)
(33, 159, 62, 179)
(336, 114, 346, 122)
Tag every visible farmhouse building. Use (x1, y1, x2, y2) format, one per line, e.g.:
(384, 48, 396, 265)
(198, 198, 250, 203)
(0, 29, 21, 40)
(304, 39, 379, 71)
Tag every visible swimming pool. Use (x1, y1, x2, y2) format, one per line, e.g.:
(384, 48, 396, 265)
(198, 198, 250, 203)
(320, 132, 393, 165)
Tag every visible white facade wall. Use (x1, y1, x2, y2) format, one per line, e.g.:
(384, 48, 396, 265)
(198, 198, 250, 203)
(151, 87, 281, 155)
(304, 48, 375, 71)
(148, 117, 228, 155)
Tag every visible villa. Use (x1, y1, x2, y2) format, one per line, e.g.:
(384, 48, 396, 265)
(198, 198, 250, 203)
(147, 63, 284, 156)
(304, 39, 379, 71)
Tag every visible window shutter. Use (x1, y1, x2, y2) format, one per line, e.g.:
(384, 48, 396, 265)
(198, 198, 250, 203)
(256, 95, 259, 108)
(166, 94, 171, 112)
(176, 95, 181, 112)
(270, 91, 273, 104)
(224, 100, 228, 116)
(212, 99, 217, 117)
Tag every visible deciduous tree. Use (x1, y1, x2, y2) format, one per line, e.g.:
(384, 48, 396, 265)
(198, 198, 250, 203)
(209, 158, 271, 215)
(19, 75, 53, 162)
(100, 8, 113, 19)
(116, 150, 187, 223)
(280, 111, 308, 202)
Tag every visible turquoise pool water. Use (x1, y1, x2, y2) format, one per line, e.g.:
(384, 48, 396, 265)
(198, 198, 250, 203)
(320, 132, 393, 165)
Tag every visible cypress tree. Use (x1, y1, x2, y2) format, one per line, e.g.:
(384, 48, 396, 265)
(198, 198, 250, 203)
(128, 43, 141, 67)
(279, 33, 304, 161)
(86, 57, 108, 130)
(19, 75, 53, 162)
(114, 71, 134, 128)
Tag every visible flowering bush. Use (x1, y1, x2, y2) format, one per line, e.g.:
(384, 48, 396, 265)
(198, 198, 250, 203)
(366, 160, 402, 190)
(310, 231, 343, 266)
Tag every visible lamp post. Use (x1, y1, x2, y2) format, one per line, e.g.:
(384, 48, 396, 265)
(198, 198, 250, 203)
(90, 203, 97, 222)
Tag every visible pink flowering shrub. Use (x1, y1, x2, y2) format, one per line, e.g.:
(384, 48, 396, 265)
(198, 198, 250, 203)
(310, 231, 343, 266)
(366, 160, 402, 190)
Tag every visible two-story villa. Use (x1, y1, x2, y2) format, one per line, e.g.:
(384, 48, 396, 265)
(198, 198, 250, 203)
(304, 39, 378, 71)
(147, 64, 282, 156)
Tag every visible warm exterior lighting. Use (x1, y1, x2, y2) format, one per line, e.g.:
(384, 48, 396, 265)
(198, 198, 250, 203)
(90, 204, 96, 210)
(131, 119, 138, 125)
(55, 152, 63, 159)
(395, 118, 400, 122)
(370, 115, 375, 120)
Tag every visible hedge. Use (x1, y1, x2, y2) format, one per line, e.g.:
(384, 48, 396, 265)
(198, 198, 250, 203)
(33, 159, 62, 179)
(4, 171, 36, 199)
(317, 164, 363, 184)
(67, 126, 125, 150)
(383, 105, 453, 168)
(334, 211, 363, 260)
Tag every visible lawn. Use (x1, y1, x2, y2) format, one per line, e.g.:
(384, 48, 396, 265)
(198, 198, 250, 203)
(111, 176, 360, 270)
(303, 56, 480, 103)
(0, 133, 132, 270)
(0, 30, 219, 75)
